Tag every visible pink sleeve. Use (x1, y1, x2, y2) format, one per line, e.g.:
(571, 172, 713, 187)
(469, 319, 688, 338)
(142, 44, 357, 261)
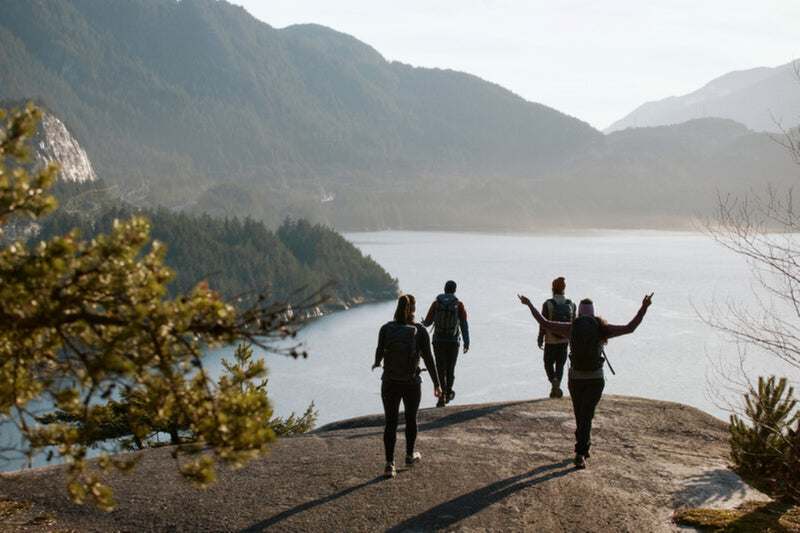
(526, 303, 572, 338)
(606, 305, 648, 338)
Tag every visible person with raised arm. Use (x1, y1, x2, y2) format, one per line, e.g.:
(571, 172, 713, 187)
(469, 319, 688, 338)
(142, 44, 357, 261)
(518, 292, 654, 469)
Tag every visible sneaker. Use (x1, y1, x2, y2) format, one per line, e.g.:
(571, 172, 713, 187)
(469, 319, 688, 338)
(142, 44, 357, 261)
(573, 454, 586, 469)
(405, 451, 421, 467)
(383, 463, 396, 478)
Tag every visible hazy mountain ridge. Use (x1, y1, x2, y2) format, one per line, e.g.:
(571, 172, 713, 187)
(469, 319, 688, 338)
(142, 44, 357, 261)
(1, 0, 797, 231)
(606, 61, 800, 134)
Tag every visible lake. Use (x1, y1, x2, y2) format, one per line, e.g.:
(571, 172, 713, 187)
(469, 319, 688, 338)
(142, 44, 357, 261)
(205, 230, 800, 427)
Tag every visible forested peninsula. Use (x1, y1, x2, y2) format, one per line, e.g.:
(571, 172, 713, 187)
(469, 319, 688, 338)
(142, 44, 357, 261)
(35, 181, 399, 312)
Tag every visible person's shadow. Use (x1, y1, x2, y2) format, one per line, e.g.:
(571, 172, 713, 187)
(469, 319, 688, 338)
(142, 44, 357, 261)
(386, 459, 575, 532)
(238, 476, 387, 532)
(240, 458, 574, 532)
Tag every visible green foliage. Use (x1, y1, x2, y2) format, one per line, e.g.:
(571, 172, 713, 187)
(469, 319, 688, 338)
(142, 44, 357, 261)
(0, 104, 323, 510)
(220, 343, 317, 438)
(34, 202, 399, 305)
(729, 376, 799, 498)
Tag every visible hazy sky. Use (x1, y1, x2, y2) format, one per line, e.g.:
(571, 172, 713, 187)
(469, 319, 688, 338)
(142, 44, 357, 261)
(229, 1, 799, 131)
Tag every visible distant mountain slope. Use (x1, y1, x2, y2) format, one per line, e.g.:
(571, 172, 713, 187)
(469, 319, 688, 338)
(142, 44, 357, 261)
(0, 0, 600, 222)
(606, 60, 800, 133)
(1, 0, 797, 231)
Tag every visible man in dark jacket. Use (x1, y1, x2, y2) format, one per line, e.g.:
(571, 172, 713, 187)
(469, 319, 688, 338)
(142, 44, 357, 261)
(423, 280, 470, 407)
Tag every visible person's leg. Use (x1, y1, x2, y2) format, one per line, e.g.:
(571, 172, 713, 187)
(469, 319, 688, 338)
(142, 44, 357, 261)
(543, 344, 557, 382)
(432, 341, 447, 406)
(401, 383, 422, 459)
(553, 344, 568, 385)
(444, 342, 459, 398)
(568, 378, 605, 457)
(381, 381, 403, 464)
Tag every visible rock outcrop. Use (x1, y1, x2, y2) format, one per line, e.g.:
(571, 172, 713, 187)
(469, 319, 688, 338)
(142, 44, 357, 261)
(0, 396, 769, 532)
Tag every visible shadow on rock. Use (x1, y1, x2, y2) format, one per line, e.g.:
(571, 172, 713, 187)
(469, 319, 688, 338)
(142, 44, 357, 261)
(239, 476, 387, 532)
(387, 458, 575, 532)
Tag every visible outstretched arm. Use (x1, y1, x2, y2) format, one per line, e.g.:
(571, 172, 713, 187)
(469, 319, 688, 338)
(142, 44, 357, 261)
(606, 293, 654, 338)
(518, 294, 572, 338)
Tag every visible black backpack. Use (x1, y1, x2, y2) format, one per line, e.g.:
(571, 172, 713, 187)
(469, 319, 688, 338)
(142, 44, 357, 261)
(569, 316, 604, 371)
(546, 298, 574, 339)
(383, 322, 419, 380)
(433, 294, 460, 338)
(546, 298, 574, 322)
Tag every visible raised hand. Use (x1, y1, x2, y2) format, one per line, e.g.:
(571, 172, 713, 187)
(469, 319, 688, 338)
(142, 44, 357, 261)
(642, 293, 654, 307)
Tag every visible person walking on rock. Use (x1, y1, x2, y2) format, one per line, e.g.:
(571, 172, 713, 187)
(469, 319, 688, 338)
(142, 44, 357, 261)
(423, 280, 470, 407)
(537, 277, 576, 399)
(518, 292, 653, 469)
(373, 294, 441, 478)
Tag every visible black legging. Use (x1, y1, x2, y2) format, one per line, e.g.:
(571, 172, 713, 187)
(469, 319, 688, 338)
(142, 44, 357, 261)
(381, 380, 422, 463)
(567, 377, 605, 456)
(543, 343, 568, 383)
(433, 341, 460, 394)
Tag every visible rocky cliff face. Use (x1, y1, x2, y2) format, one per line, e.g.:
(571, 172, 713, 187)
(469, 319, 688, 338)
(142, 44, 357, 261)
(32, 112, 97, 183)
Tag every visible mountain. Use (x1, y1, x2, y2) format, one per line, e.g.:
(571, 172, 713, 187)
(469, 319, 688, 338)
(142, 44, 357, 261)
(606, 60, 800, 134)
(1, 0, 797, 231)
(0, 0, 600, 229)
(1, 99, 98, 184)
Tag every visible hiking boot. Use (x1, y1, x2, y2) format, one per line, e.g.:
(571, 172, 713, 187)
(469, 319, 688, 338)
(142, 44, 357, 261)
(573, 454, 586, 469)
(445, 390, 455, 404)
(550, 379, 563, 399)
(405, 451, 421, 467)
(436, 397, 446, 408)
(383, 463, 396, 478)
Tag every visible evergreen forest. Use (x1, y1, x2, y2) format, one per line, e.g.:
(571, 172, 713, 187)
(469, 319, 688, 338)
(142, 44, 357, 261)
(34, 181, 398, 309)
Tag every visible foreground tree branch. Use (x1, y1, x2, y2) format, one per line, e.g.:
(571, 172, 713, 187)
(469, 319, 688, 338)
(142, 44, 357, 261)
(0, 103, 327, 509)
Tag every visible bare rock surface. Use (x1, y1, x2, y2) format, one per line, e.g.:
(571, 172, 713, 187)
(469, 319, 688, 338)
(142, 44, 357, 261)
(0, 395, 769, 532)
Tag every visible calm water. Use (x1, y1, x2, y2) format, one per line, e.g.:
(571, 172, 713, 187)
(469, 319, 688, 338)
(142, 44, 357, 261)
(206, 230, 800, 426)
(5, 230, 798, 472)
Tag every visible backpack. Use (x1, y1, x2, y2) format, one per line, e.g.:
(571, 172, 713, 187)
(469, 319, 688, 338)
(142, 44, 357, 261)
(546, 298, 574, 339)
(546, 298, 575, 322)
(433, 294, 460, 338)
(383, 322, 419, 380)
(569, 315, 604, 371)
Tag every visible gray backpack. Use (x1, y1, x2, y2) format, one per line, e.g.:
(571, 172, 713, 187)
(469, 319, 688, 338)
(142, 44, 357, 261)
(433, 294, 460, 338)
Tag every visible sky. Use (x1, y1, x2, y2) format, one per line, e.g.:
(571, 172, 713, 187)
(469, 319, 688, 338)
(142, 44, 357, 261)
(229, 1, 800, 131)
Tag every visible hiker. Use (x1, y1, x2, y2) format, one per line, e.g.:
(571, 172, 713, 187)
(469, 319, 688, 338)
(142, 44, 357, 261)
(373, 294, 442, 478)
(423, 280, 470, 407)
(537, 277, 576, 399)
(518, 292, 653, 469)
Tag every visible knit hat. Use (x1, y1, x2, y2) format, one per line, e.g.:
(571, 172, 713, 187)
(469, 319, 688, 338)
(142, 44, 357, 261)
(444, 280, 457, 294)
(578, 299, 594, 316)
(552, 277, 566, 293)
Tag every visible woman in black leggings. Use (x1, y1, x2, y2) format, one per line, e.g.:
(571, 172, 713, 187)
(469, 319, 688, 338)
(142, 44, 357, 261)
(373, 294, 441, 478)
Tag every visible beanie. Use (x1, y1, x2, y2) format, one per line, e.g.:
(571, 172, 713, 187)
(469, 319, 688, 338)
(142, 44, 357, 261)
(578, 299, 594, 316)
(444, 280, 457, 294)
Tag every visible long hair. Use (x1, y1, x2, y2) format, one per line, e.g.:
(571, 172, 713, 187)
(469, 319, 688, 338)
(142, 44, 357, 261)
(393, 294, 416, 324)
